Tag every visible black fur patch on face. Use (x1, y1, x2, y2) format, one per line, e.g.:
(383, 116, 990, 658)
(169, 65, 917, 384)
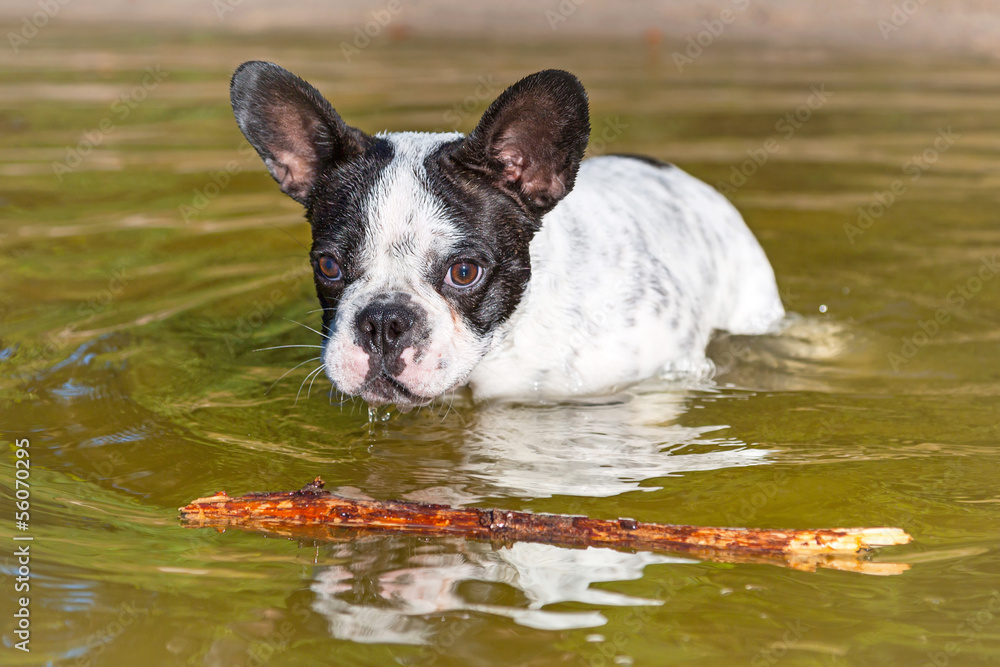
(423, 139, 538, 337)
(307, 137, 396, 337)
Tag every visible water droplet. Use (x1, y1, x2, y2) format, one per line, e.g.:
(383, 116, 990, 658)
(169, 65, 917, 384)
(819, 304, 828, 313)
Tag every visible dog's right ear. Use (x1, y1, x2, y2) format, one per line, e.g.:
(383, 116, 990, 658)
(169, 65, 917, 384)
(454, 70, 590, 220)
(230, 61, 371, 205)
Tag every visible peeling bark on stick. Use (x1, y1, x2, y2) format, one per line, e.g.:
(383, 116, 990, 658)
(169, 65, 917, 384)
(180, 477, 912, 575)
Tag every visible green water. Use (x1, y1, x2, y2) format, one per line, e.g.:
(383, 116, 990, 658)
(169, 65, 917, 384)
(2, 27, 1000, 666)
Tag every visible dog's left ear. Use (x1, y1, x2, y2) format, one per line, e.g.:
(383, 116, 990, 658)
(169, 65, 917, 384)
(455, 70, 590, 218)
(230, 61, 371, 205)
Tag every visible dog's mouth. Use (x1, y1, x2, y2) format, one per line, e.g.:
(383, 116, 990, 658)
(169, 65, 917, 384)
(360, 373, 433, 410)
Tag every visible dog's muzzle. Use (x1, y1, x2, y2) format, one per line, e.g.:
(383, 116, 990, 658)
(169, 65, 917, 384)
(352, 301, 429, 406)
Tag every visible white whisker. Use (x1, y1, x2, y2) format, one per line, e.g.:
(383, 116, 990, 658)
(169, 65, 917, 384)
(284, 318, 329, 340)
(266, 356, 323, 395)
(295, 364, 327, 405)
(307, 362, 327, 399)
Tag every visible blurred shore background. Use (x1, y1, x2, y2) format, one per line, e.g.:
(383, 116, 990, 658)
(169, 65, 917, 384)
(2, 0, 1000, 58)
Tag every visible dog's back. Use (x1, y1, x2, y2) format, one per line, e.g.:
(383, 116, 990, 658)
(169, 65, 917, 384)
(467, 155, 784, 400)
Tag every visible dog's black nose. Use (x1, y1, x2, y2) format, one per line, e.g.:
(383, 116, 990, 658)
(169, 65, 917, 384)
(355, 303, 416, 359)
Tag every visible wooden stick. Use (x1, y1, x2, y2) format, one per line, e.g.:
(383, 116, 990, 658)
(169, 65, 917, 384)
(180, 477, 912, 574)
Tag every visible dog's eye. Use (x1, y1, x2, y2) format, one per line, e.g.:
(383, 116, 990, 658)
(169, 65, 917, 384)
(446, 262, 482, 288)
(317, 255, 343, 281)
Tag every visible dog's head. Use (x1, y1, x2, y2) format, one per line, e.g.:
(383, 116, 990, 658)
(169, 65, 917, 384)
(231, 63, 590, 408)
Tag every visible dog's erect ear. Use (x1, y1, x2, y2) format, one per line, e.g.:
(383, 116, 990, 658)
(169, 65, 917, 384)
(455, 70, 590, 218)
(230, 61, 371, 204)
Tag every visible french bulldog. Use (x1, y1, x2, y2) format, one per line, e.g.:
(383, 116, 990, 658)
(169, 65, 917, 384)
(230, 62, 784, 409)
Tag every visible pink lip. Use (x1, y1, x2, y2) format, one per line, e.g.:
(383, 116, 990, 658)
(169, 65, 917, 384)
(359, 374, 433, 408)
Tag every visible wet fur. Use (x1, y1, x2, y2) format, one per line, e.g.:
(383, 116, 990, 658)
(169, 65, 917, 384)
(230, 62, 784, 407)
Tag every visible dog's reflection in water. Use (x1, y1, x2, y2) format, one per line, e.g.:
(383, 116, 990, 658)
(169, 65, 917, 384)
(310, 535, 690, 645)
(309, 386, 778, 644)
(365, 384, 772, 500)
